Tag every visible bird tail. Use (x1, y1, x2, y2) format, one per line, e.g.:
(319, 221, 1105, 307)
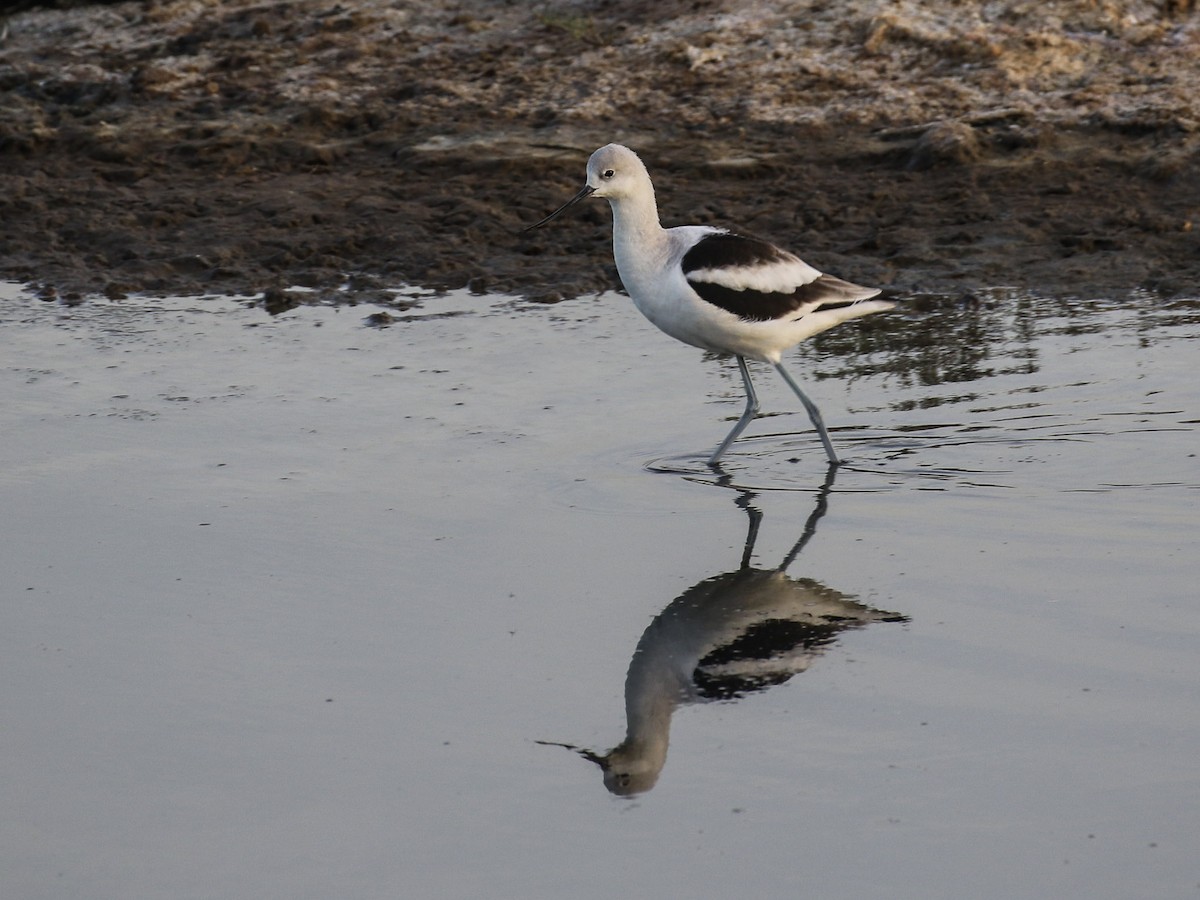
(808, 276, 895, 325)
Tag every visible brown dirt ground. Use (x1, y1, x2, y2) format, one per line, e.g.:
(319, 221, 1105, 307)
(1, 0, 1198, 308)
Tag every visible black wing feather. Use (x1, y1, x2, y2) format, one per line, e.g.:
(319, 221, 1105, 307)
(682, 231, 872, 323)
(681, 231, 791, 272)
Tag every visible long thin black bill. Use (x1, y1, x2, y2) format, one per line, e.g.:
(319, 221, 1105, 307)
(534, 739, 605, 767)
(523, 184, 596, 231)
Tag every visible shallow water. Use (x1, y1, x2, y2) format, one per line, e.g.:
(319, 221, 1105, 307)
(3, 282, 1198, 899)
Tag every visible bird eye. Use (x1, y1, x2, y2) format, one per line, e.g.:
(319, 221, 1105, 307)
(602, 169, 615, 179)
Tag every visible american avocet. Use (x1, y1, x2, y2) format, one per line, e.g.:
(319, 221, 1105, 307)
(527, 143, 895, 465)
(538, 476, 908, 795)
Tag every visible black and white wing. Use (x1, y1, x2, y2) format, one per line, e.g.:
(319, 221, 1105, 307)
(680, 230, 879, 323)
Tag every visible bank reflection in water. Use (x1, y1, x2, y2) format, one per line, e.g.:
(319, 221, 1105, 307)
(542, 468, 907, 796)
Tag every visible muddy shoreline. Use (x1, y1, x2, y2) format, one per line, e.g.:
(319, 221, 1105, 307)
(2, 0, 1197, 305)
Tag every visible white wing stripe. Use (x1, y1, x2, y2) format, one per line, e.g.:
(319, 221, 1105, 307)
(686, 259, 823, 293)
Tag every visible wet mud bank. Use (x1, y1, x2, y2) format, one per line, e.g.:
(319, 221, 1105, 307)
(1, 0, 1197, 305)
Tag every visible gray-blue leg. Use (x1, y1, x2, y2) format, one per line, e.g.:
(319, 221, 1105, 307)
(773, 361, 841, 465)
(708, 355, 759, 465)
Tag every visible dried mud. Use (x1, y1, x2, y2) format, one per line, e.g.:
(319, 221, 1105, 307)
(1, 0, 1198, 306)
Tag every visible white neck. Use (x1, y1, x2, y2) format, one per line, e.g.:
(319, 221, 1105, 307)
(608, 190, 670, 294)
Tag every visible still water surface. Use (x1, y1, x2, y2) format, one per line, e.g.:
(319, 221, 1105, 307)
(3, 283, 1197, 899)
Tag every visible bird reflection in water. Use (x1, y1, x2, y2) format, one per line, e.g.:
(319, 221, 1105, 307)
(540, 465, 907, 796)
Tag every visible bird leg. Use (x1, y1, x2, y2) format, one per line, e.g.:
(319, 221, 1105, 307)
(773, 362, 841, 465)
(708, 355, 759, 465)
